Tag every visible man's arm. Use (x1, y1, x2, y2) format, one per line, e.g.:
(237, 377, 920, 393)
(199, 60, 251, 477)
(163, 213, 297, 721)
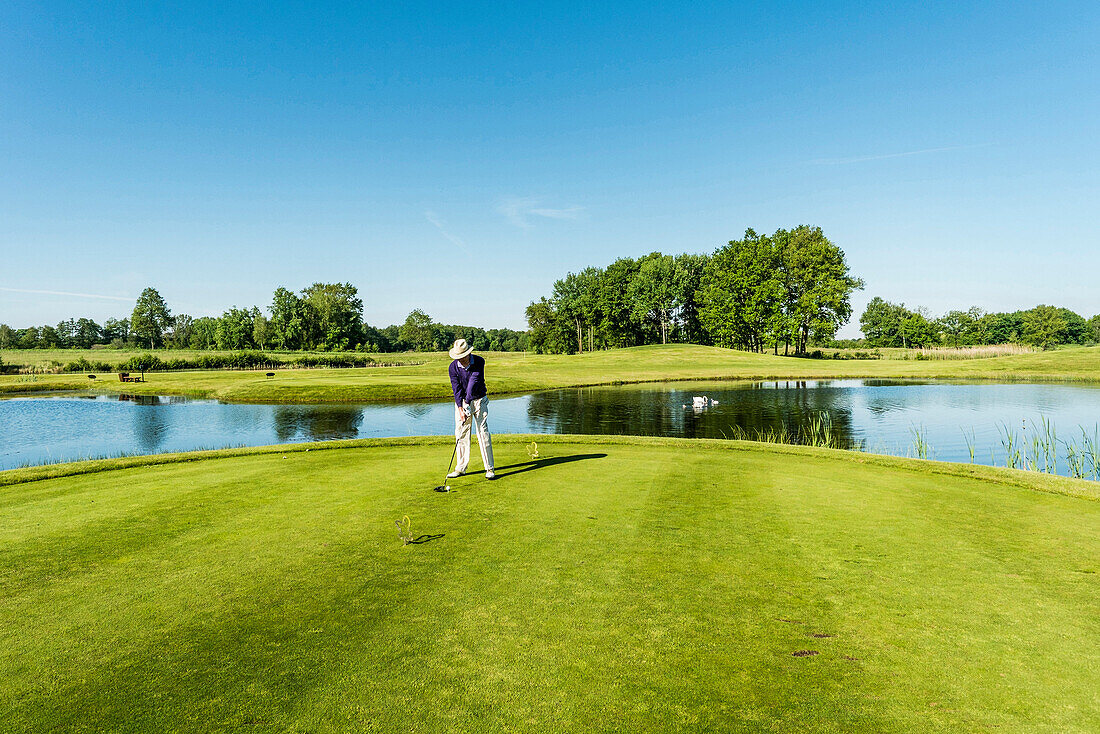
(449, 363, 464, 406)
(464, 359, 483, 403)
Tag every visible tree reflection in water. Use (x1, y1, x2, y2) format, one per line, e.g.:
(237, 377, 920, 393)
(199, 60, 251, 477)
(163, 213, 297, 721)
(129, 399, 171, 453)
(272, 406, 365, 441)
(8, 380, 1100, 474)
(526, 381, 860, 447)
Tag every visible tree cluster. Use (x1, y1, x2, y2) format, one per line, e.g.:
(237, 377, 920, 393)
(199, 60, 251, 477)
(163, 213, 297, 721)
(525, 226, 863, 355)
(0, 284, 526, 353)
(385, 309, 528, 353)
(859, 298, 1099, 349)
(0, 317, 133, 350)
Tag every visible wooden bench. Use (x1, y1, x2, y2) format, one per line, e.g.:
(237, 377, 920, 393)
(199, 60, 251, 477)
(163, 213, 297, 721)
(118, 372, 144, 383)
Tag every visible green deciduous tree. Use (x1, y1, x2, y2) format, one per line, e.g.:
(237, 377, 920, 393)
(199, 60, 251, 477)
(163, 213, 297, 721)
(167, 314, 193, 349)
(55, 319, 77, 347)
(525, 298, 573, 354)
(979, 312, 1024, 344)
(301, 282, 364, 350)
(215, 307, 257, 350)
(859, 299, 940, 348)
(1023, 305, 1067, 349)
(673, 253, 709, 344)
(775, 226, 864, 354)
(630, 253, 678, 344)
(399, 309, 436, 351)
(18, 326, 40, 348)
(39, 325, 61, 348)
(131, 287, 173, 348)
(253, 314, 270, 350)
(699, 229, 783, 352)
(596, 257, 644, 348)
(861, 297, 900, 347)
(550, 267, 605, 353)
(269, 287, 308, 350)
(900, 307, 939, 348)
(938, 310, 973, 347)
(552, 272, 589, 354)
(1053, 307, 1089, 345)
(103, 317, 130, 343)
(74, 318, 102, 349)
(188, 317, 219, 349)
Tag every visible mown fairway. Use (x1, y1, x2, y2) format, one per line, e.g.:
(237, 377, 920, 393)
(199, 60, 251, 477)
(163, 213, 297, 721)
(4, 344, 1100, 402)
(2, 436, 1098, 732)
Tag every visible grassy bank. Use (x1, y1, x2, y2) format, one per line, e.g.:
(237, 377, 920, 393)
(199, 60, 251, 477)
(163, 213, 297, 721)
(1, 435, 1097, 732)
(4, 344, 1100, 403)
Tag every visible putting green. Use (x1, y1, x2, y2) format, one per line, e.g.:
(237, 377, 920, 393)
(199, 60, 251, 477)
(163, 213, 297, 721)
(2, 436, 1098, 732)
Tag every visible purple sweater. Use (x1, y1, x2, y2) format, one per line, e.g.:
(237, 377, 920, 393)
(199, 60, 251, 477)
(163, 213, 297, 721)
(449, 354, 487, 406)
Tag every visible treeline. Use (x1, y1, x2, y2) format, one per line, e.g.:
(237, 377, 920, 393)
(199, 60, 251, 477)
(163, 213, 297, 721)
(526, 226, 863, 354)
(858, 298, 1100, 350)
(0, 283, 526, 353)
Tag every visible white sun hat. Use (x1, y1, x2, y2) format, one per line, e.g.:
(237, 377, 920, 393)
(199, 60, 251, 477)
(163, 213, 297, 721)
(448, 338, 474, 360)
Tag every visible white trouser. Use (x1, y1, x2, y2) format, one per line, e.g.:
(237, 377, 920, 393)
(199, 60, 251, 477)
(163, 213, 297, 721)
(455, 396, 494, 473)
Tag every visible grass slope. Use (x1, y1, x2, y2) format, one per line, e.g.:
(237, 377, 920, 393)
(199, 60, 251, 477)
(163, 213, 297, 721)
(2, 436, 1098, 732)
(4, 344, 1100, 403)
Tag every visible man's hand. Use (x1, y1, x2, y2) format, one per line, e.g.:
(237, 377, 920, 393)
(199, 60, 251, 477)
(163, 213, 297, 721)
(461, 407, 471, 422)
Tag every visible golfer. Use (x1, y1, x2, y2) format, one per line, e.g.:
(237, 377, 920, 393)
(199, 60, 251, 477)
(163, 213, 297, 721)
(447, 338, 495, 480)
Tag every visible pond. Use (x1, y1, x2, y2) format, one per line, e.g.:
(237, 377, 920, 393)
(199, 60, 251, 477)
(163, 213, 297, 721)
(2, 380, 1100, 478)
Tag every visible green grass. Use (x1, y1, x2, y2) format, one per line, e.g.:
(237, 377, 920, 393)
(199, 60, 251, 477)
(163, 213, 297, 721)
(4, 343, 1100, 403)
(2, 435, 1098, 732)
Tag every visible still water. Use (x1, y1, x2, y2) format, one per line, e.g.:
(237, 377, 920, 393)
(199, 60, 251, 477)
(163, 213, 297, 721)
(3, 380, 1100, 476)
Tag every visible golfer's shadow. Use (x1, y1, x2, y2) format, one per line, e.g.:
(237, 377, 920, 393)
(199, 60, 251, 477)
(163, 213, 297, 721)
(492, 453, 607, 479)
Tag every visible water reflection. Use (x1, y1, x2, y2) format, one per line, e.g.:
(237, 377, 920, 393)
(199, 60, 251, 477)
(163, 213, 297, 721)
(272, 406, 364, 441)
(404, 404, 433, 420)
(131, 400, 171, 453)
(5, 381, 1100, 476)
(527, 383, 859, 446)
(117, 394, 190, 406)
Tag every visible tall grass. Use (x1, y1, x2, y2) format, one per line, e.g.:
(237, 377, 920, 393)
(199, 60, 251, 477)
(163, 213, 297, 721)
(999, 422, 1023, 470)
(913, 344, 1039, 360)
(962, 428, 977, 463)
(824, 344, 1041, 362)
(721, 412, 855, 450)
(1078, 427, 1100, 480)
(722, 410, 1100, 482)
(909, 425, 932, 460)
(1026, 416, 1059, 474)
(990, 417, 1100, 480)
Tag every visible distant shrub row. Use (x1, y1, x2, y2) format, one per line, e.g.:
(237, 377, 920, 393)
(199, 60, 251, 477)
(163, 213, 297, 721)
(61, 352, 404, 373)
(799, 350, 884, 360)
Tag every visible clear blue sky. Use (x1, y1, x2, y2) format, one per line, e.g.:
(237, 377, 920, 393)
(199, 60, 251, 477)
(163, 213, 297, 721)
(2, 1, 1098, 335)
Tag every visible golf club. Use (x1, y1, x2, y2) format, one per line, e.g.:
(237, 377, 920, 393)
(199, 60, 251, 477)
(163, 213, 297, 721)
(434, 411, 472, 492)
(434, 436, 459, 492)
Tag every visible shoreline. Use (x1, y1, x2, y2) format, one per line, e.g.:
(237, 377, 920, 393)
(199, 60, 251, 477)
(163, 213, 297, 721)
(3, 343, 1100, 404)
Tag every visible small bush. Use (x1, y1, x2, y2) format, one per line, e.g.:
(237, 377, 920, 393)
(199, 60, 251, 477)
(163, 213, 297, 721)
(63, 358, 93, 373)
(292, 354, 376, 368)
(119, 354, 168, 372)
